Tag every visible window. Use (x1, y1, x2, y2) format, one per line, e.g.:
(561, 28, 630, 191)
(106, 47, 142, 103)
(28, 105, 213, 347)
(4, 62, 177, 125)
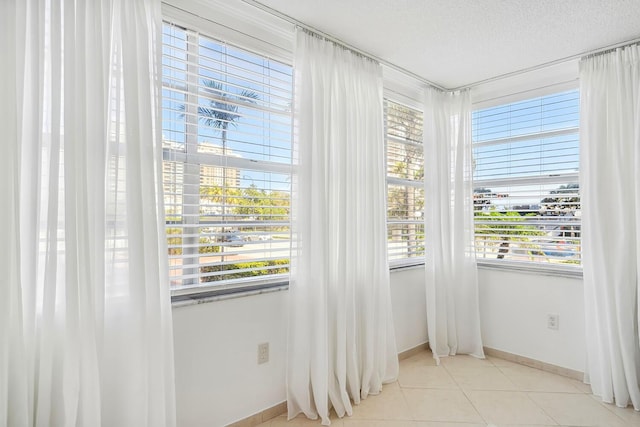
(472, 90, 581, 269)
(162, 22, 293, 292)
(385, 100, 425, 266)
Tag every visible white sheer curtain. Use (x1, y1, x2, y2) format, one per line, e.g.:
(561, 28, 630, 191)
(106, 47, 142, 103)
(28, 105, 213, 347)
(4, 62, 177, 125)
(287, 29, 399, 426)
(423, 88, 484, 362)
(0, 1, 176, 426)
(580, 44, 640, 410)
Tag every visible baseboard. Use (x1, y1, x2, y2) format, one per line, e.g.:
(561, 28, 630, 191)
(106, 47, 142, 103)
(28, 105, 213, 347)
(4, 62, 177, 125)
(398, 342, 430, 361)
(484, 347, 584, 381)
(227, 342, 432, 426)
(227, 345, 583, 426)
(226, 401, 287, 427)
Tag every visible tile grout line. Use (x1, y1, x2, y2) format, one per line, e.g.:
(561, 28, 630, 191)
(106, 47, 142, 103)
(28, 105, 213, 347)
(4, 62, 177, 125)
(442, 358, 491, 425)
(492, 363, 587, 394)
(585, 393, 636, 426)
(443, 358, 487, 425)
(445, 356, 567, 426)
(522, 390, 563, 426)
(257, 350, 637, 426)
(458, 384, 489, 426)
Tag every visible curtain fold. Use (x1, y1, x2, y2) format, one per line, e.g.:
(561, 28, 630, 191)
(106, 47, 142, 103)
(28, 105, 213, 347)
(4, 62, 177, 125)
(423, 88, 484, 362)
(0, 1, 176, 426)
(580, 44, 640, 410)
(287, 29, 399, 426)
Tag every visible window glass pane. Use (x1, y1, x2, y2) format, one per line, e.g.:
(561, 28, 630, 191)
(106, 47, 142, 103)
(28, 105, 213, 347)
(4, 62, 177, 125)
(162, 22, 292, 290)
(387, 184, 425, 262)
(385, 101, 424, 266)
(472, 90, 581, 268)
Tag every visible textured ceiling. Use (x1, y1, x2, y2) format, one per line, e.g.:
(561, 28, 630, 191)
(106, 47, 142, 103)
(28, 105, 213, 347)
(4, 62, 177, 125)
(253, 0, 640, 89)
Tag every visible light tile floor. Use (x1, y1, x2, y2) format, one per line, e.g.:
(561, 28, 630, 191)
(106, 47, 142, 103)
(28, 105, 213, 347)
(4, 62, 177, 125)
(257, 350, 640, 427)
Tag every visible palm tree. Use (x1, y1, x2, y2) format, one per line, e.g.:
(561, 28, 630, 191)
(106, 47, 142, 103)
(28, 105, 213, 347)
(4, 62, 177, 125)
(182, 79, 259, 268)
(196, 80, 259, 163)
(196, 78, 258, 217)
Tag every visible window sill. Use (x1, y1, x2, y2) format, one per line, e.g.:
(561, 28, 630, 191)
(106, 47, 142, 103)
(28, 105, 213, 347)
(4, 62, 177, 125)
(171, 259, 581, 308)
(390, 261, 425, 272)
(477, 260, 583, 279)
(171, 281, 288, 308)
(389, 256, 426, 271)
(171, 261, 427, 306)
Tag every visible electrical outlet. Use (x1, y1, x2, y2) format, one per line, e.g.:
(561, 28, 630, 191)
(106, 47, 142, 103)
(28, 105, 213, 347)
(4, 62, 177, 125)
(258, 342, 269, 364)
(547, 314, 559, 330)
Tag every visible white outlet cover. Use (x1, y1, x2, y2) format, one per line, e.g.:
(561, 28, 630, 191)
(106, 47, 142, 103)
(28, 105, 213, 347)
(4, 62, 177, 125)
(547, 314, 559, 330)
(258, 342, 269, 364)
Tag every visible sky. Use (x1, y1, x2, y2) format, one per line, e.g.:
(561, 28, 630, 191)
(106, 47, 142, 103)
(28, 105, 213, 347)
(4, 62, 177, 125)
(472, 90, 580, 209)
(160, 24, 581, 212)
(161, 23, 293, 192)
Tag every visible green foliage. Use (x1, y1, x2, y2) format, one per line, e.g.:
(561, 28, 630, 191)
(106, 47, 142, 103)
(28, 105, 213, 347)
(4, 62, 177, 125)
(386, 102, 423, 143)
(473, 183, 581, 261)
(199, 184, 290, 228)
(166, 227, 183, 255)
(475, 211, 547, 259)
(233, 185, 290, 222)
(387, 186, 424, 220)
(199, 186, 241, 211)
(474, 211, 545, 237)
(199, 237, 220, 254)
(386, 102, 424, 231)
(167, 229, 221, 255)
(200, 259, 289, 282)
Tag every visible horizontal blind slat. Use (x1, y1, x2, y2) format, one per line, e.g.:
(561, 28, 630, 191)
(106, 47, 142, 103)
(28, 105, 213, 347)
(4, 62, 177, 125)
(163, 21, 293, 289)
(472, 89, 581, 268)
(385, 100, 425, 265)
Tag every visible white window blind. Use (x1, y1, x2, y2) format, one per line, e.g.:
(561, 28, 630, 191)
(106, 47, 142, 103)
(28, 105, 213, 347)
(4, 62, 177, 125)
(162, 22, 293, 291)
(472, 90, 581, 268)
(385, 100, 425, 266)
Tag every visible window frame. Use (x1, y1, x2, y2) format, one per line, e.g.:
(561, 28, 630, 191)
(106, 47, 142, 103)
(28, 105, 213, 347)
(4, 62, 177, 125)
(471, 88, 583, 276)
(160, 5, 436, 304)
(384, 98, 426, 269)
(161, 19, 294, 298)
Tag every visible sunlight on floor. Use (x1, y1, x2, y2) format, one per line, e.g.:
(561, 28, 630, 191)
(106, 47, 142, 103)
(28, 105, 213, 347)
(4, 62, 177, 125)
(256, 350, 640, 427)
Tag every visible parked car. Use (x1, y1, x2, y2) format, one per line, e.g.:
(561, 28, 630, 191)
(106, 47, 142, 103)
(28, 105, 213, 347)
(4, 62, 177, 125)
(222, 232, 244, 247)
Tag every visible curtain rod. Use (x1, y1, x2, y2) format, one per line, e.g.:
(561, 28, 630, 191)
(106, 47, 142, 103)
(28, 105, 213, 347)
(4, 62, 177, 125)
(451, 37, 640, 91)
(161, 1, 291, 57)
(243, 0, 640, 92)
(199, 0, 640, 93)
(582, 39, 640, 60)
(298, 27, 377, 63)
(241, 0, 447, 91)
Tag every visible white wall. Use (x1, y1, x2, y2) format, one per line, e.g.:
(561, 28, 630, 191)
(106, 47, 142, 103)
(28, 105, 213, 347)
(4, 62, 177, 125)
(172, 267, 428, 427)
(470, 59, 586, 373)
(478, 268, 585, 372)
(172, 290, 288, 427)
(389, 267, 428, 353)
(172, 266, 587, 426)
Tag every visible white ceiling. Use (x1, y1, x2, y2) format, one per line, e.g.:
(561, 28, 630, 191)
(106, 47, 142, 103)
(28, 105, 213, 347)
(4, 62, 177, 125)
(253, 0, 640, 89)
